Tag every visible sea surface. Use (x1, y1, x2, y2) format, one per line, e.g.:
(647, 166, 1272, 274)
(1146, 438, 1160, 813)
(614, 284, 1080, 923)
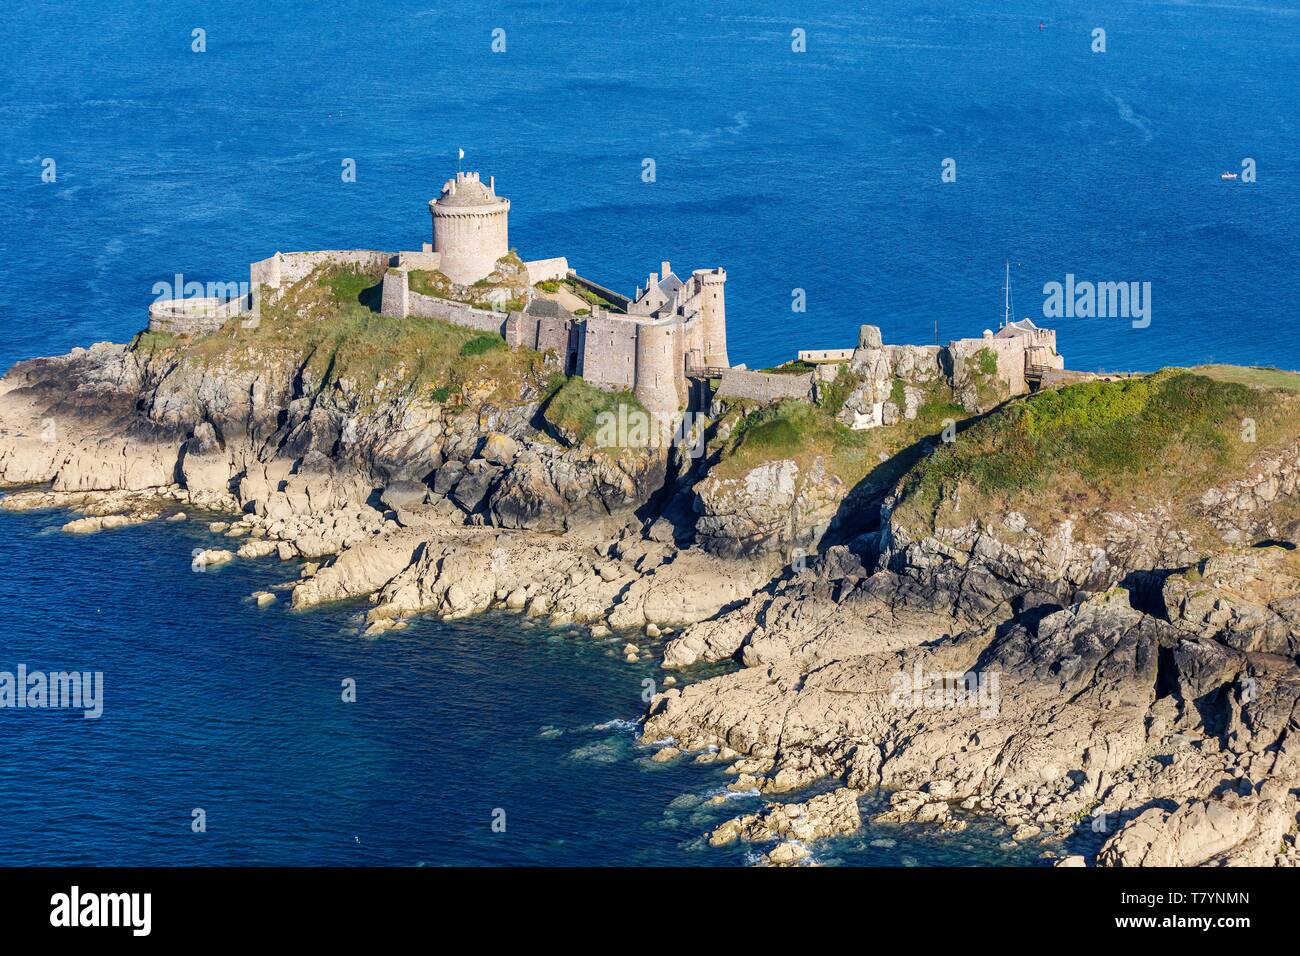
(0, 0, 1295, 865)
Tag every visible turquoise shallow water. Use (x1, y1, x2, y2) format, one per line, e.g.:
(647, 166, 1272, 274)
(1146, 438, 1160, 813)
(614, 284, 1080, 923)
(0, 0, 1294, 864)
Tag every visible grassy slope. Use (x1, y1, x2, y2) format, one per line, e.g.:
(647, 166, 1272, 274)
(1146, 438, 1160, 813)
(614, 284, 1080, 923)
(541, 375, 646, 445)
(711, 374, 967, 490)
(891, 369, 1300, 546)
(1193, 364, 1300, 392)
(133, 263, 546, 409)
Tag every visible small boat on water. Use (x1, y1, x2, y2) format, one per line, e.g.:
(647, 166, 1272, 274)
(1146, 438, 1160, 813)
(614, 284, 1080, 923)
(1221, 171, 1239, 180)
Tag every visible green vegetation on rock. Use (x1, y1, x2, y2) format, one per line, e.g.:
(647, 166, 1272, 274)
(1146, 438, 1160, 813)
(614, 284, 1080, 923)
(760, 360, 816, 375)
(321, 264, 379, 306)
(408, 269, 455, 300)
(714, 384, 967, 492)
(541, 375, 645, 446)
(132, 263, 546, 410)
(892, 369, 1300, 542)
(813, 365, 862, 417)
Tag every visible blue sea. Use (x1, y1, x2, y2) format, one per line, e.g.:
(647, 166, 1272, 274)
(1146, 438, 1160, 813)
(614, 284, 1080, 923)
(0, 0, 1295, 865)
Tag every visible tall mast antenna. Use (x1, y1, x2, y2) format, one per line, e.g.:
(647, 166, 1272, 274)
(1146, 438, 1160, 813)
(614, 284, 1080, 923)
(1003, 260, 1010, 329)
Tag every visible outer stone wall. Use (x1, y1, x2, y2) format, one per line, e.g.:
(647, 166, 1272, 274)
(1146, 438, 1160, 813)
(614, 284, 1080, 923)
(250, 250, 395, 293)
(714, 368, 814, 404)
(148, 297, 246, 335)
(524, 257, 569, 286)
(581, 314, 638, 389)
(407, 290, 507, 335)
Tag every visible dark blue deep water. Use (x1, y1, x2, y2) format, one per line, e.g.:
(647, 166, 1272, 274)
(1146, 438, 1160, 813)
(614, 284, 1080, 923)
(0, 507, 1046, 865)
(0, 1, 1295, 864)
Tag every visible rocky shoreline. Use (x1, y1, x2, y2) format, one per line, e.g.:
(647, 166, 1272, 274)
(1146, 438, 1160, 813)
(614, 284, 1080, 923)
(4, 330, 1299, 867)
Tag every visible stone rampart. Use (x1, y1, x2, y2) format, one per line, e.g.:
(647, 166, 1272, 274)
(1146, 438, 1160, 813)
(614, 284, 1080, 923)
(715, 368, 814, 404)
(406, 289, 506, 336)
(798, 348, 855, 363)
(148, 297, 246, 335)
(249, 250, 395, 292)
(524, 257, 569, 286)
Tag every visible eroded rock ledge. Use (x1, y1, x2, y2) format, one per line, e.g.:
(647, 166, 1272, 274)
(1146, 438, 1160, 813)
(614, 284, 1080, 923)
(646, 544, 1300, 867)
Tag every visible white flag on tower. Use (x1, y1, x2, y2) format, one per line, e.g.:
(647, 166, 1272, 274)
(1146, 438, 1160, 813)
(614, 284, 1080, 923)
(458, 148, 465, 160)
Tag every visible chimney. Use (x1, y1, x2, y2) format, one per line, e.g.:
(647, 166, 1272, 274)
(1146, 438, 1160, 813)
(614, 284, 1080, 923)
(489, 175, 495, 191)
(661, 260, 671, 278)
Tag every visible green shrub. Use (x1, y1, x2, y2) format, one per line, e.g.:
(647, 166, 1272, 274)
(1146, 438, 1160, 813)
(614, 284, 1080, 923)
(890, 377, 906, 409)
(814, 365, 861, 416)
(761, 360, 815, 375)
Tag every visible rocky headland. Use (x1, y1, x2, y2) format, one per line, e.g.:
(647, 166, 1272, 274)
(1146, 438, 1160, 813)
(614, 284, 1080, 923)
(3, 264, 1299, 867)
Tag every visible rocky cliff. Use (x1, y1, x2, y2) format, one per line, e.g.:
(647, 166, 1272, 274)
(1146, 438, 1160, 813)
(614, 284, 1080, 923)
(5, 275, 1300, 867)
(648, 367, 1300, 866)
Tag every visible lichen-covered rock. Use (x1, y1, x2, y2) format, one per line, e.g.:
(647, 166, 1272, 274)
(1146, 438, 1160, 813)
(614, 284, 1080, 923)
(1163, 546, 1300, 656)
(694, 457, 843, 558)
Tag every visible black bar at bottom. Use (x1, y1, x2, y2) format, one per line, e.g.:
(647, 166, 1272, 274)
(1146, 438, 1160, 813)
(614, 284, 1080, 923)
(0, 866, 1279, 941)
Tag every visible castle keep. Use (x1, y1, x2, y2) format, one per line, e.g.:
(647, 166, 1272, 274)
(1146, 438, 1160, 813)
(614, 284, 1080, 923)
(428, 172, 510, 285)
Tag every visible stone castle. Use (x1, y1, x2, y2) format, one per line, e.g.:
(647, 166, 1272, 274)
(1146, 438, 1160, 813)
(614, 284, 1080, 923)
(148, 169, 1063, 427)
(387, 170, 731, 424)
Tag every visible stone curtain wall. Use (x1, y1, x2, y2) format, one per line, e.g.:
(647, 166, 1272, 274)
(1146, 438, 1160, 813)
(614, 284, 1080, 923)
(407, 289, 507, 335)
(378, 268, 506, 335)
(523, 257, 569, 286)
(798, 348, 855, 363)
(506, 312, 577, 367)
(581, 314, 639, 389)
(715, 368, 814, 404)
(249, 250, 396, 292)
(569, 274, 632, 312)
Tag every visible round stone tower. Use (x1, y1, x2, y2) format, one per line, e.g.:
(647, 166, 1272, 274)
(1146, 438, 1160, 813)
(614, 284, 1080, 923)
(634, 320, 688, 430)
(693, 267, 729, 368)
(429, 171, 510, 285)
